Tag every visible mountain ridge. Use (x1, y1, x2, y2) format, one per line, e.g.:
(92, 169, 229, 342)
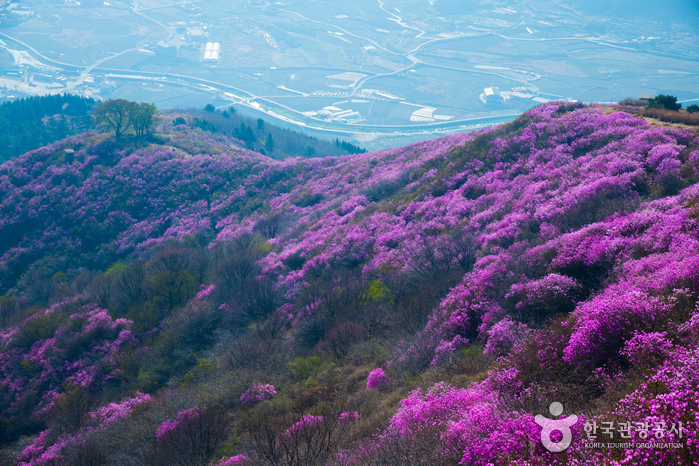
(1, 102, 698, 465)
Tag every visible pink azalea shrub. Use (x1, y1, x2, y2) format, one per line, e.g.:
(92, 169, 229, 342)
(240, 383, 277, 405)
(620, 331, 674, 367)
(337, 411, 361, 422)
(279, 414, 324, 440)
(0, 303, 135, 423)
(195, 284, 216, 301)
(152, 405, 230, 466)
(212, 455, 248, 465)
(506, 273, 581, 324)
(609, 346, 699, 464)
(431, 334, 469, 366)
(563, 287, 673, 366)
(17, 392, 151, 466)
(678, 309, 699, 346)
(156, 406, 204, 442)
(366, 368, 390, 390)
(89, 391, 151, 426)
(16, 430, 84, 466)
(338, 381, 546, 465)
(484, 318, 530, 357)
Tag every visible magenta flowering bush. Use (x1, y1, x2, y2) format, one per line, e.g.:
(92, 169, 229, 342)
(17, 391, 151, 466)
(562, 286, 673, 366)
(16, 429, 84, 466)
(431, 334, 469, 366)
(678, 308, 699, 346)
(0, 302, 136, 430)
(337, 411, 360, 422)
(338, 381, 545, 465)
(88, 391, 152, 426)
(279, 414, 324, 441)
(505, 273, 581, 325)
(484, 318, 530, 357)
(609, 346, 699, 463)
(156, 406, 204, 442)
(240, 383, 277, 405)
(153, 405, 230, 466)
(366, 368, 390, 390)
(212, 455, 248, 465)
(620, 331, 674, 368)
(195, 284, 216, 301)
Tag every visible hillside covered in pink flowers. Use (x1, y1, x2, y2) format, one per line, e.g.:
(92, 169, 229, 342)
(1, 102, 698, 465)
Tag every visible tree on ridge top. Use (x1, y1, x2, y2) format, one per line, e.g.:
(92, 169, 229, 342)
(131, 103, 157, 138)
(93, 99, 158, 140)
(93, 99, 133, 140)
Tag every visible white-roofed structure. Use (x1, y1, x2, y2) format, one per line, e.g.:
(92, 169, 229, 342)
(480, 87, 503, 105)
(203, 42, 220, 61)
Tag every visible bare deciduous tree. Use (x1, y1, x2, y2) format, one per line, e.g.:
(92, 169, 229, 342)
(150, 407, 230, 466)
(245, 398, 362, 466)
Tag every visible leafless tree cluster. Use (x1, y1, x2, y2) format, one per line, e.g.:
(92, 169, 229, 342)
(149, 407, 230, 466)
(244, 399, 362, 466)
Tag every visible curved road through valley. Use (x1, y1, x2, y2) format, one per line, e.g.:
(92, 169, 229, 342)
(1, 0, 628, 138)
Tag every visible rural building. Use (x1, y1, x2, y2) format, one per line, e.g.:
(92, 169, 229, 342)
(484, 87, 500, 98)
(156, 41, 177, 57)
(203, 42, 220, 61)
(480, 87, 504, 104)
(189, 28, 205, 42)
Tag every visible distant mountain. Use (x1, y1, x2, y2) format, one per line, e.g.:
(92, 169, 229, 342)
(1, 103, 698, 466)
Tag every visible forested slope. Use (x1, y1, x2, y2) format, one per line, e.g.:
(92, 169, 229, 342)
(0, 95, 95, 164)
